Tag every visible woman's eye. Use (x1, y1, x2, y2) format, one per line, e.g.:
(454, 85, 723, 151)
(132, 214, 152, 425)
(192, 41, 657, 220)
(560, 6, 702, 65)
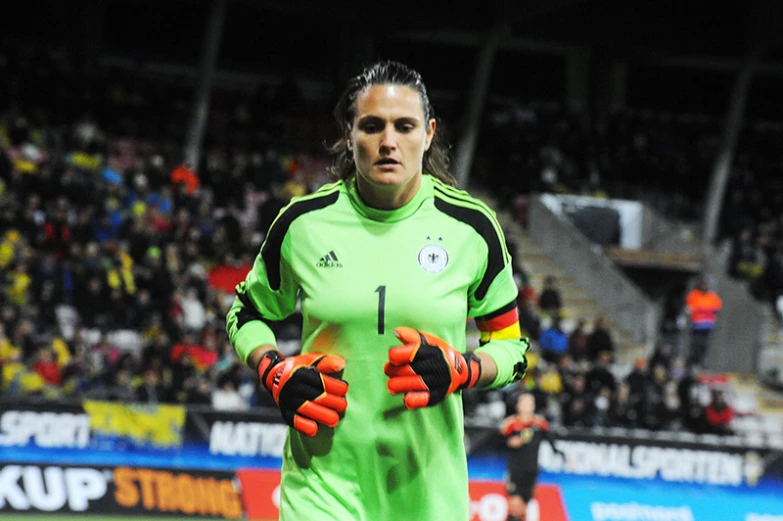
(363, 124, 378, 133)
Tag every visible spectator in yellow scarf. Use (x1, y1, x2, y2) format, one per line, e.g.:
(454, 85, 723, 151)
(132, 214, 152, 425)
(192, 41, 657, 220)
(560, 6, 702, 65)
(1, 349, 46, 395)
(105, 243, 136, 296)
(5, 261, 32, 306)
(539, 363, 564, 395)
(0, 324, 19, 362)
(51, 335, 72, 368)
(0, 229, 22, 269)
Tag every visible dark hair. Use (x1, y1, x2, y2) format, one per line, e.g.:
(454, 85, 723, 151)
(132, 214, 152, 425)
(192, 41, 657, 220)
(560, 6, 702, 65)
(326, 60, 455, 186)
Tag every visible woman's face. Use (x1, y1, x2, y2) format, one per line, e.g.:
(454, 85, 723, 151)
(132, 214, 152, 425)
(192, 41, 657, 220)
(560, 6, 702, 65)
(516, 394, 535, 417)
(348, 84, 435, 195)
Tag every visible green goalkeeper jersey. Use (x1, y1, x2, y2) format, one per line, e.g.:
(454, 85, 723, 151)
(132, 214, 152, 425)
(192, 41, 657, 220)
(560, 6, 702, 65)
(227, 174, 527, 521)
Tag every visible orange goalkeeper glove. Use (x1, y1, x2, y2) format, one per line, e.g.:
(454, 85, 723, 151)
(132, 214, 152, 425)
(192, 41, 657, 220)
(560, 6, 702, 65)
(256, 351, 349, 437)
(384, 326, 482, 409)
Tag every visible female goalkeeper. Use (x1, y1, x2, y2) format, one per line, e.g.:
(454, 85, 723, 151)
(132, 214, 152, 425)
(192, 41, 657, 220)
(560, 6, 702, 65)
(226, 59, 529, 521)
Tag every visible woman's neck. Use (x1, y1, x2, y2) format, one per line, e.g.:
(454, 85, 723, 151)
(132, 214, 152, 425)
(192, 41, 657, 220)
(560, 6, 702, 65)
(355, 174, 422, 210)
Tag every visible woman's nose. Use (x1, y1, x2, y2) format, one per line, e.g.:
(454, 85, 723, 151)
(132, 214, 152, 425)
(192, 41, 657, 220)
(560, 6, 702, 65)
(379, 126, 397, 150)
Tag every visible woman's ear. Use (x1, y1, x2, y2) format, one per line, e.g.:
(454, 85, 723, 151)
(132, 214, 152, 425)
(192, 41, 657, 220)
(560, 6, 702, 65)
(424, 118, 437, 151)
(345, 124, 353, 151)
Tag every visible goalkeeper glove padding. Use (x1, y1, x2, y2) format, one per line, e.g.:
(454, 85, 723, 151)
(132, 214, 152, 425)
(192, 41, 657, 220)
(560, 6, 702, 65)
(256, 351, 349, 437)
(384, 326, 482, 409)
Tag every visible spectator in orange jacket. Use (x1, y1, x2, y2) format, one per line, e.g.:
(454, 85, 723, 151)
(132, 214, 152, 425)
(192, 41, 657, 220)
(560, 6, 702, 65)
(170, 162, 200, 195)
(685, 278, 722, 369)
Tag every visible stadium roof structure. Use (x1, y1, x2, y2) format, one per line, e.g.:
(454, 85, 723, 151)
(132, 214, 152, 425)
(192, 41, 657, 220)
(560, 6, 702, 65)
(4, 0, 783, 118)
(5, 0, 783, 66)
(236, 0, 780, 56)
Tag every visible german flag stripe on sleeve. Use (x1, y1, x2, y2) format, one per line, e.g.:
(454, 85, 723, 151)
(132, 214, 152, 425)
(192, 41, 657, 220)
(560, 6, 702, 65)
(475, 300, 522, 344)
(479, 322, 522, 345)
(475, 300, 518, 332)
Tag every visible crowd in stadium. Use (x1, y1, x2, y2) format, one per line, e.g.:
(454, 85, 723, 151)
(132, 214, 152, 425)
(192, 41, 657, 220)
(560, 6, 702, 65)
(0, 36, 761, 436)
(724, 159, 783, 322)
(481, 101, 721, 222)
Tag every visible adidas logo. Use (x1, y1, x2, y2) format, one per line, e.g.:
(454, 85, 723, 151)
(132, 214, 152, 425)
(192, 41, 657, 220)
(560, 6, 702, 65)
(316, 250, 343, 268)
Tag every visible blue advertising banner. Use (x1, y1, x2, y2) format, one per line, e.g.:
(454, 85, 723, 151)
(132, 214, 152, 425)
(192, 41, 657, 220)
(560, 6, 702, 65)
(467, 456, 783, 521)
(540, 473, 783, 521)
(0, 400, 286, 470)
(466, 424, 783, 490)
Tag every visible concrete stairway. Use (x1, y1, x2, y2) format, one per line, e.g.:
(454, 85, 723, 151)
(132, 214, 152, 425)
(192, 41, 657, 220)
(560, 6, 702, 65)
(508, 226, 645, 368)
(498, 203, 783, 433)
(469, 187, 783, 437)
(758, 308, 783, 383)
(468, 187, 646, 368)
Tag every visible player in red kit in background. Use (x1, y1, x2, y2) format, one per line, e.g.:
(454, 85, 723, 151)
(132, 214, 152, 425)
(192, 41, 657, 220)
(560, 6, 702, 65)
(500, 392, 564, 521)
